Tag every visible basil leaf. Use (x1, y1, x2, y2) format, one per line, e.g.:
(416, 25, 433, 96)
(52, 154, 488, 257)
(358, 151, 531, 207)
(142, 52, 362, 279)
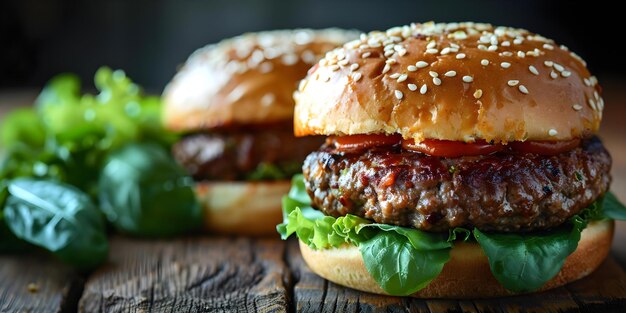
(359, 231, 450, 296)
(99, 143, 201, 237)
(473, 224, 580, 292)
(3, 179, 108, 270)
(603, 192, 626, 220)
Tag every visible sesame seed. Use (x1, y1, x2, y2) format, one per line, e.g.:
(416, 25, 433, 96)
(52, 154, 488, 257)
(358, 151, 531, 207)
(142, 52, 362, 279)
(397, 74, 408, 82)
(529, 65, 539, 75)
(394, 90, 404, 100)
(500, 62, 511, 68)
(386, 58, 397, 64)
(433, 77, 442, 85)
(382, 64, 391, 74)
(444, 70, 457, 77)
(462, 75, 474, 83)
(350, 63, 360, 71)
(543, 43, 554, 50)
(390, 73, 401, 79)
(584, 78, 591, 86)
(572, 104, 582, 111)
(408, 83, 417, 91)
(544, 61, 553, 67)
(429, 71, 438, 78)
(407, 65, 418, 72)
(553, 63, 564, 72)
(384, 50, 395, 57)
(550, 71, 558, 79)
(561, 71, 571, 77)
(416, 61, 429, 68)
(517, 51, 526, 58)
(588, 98, 597, 110)
(338, 59, 349, 66)
(548, 129, 558, 136)
(513, 38, 523, 45)
(518, 85, 529, 94)
(440, 47, 451, 55)
(488, 45, 498, 51)
(478, 44, 487, 51)
(501, 51, 513, 57)
(426, 48, 439, 54)
(427, 41, 437, 49)
(502, 41, 511, 47)
(352, 72, 362, 81)
(507, 80, 519, 86)
(473, 89, 483, 99)
(361, 52, 372, 58)
(481, 59, 489, 66)
(398, 49, 408, 56)
(420, 84, 428, 94)
(456, 53, 466, 59)
(329, 65, 340, 71)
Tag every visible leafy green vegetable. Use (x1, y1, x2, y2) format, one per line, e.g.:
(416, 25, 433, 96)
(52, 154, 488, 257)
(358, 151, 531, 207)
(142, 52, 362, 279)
(474, 225, 581, 292)
(99, 143, 201, 237)
(0, 109, 46, 151)
(277, 174, 452, 296)
(359, 231, 450, 296)
(3, 179, 108, 270)
(603, 192, 626, 220)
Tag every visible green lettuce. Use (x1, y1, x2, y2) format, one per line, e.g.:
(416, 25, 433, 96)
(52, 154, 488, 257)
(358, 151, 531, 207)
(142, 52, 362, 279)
(278, 174, 626, 296)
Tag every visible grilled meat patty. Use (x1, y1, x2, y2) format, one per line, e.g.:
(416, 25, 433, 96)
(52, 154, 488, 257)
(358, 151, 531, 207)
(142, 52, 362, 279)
(174, 124, 324, 181)
(303, 137, 611, 232)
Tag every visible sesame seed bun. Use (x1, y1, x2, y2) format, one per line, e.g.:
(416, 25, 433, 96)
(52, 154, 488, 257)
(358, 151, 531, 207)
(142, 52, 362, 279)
(294, 22, 603, 143)
(163, 29, 358, 132)
(195, 180, 291, 235)
(299, 220, 614, 298)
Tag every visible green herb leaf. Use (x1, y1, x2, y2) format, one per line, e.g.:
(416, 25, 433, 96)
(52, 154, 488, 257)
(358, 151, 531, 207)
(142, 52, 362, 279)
(359, 231, 450, 296)
(473, 223, 581, 292)
(3, 179, 108, 270)
(99, 143, 201, 237)
(0, 109, 46, 151)
(602, 192, 626, 220)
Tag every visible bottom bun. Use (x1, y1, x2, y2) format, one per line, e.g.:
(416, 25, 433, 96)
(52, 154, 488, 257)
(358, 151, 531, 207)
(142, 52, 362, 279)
(300, 220, 614, 298)
(195, 180, 291, 235)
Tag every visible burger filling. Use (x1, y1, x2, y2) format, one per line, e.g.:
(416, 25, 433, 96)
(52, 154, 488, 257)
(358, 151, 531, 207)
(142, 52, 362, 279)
(278, 134, 626, 296)
(304, 136, 611, 232)
(172, 122, 324, 181)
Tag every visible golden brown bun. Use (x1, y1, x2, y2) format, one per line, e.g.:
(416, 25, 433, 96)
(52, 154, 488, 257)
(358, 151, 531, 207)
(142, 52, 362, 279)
(300, 220, 614, 298)
(164, 29, 358, 132)
(195, 180, 291, 235)
(294, 22, 603, 143)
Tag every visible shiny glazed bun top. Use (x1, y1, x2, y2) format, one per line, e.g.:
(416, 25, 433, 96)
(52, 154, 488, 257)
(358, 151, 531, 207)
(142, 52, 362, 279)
(163, 29, 359, 132)
(294, 22, 604, 143)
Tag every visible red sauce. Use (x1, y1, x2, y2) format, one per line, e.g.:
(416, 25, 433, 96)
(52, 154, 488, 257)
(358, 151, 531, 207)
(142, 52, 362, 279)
(330, 135, 581, 157)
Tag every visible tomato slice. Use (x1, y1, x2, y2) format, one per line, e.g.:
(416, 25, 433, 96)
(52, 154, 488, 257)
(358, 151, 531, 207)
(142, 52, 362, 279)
(509, 139, 581, 156)
(402, 139, 505, 157)
(330, 134, 402, 153)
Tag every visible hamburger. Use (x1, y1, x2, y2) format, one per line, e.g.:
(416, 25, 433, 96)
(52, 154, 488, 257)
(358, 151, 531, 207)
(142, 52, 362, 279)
(163, 29, 358, 235)
(278, 22, 626, 298)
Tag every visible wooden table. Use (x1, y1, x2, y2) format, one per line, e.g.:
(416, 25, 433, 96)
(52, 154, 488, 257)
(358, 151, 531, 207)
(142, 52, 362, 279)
(1, 83, 626, 312)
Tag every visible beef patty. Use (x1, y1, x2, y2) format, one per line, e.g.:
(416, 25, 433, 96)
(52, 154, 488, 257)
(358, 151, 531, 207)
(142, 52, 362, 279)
(303, 137, 611, 232)
(174, 124, 324, 181)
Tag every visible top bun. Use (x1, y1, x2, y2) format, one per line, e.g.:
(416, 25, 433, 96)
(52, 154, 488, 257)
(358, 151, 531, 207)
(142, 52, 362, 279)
(164, 29, 358, 132)
(294, 22, 603, 143)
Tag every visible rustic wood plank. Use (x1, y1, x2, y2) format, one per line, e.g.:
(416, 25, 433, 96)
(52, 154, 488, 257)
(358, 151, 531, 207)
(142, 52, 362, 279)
(0, 252, 83, 313)
(78, 236, 290, 313)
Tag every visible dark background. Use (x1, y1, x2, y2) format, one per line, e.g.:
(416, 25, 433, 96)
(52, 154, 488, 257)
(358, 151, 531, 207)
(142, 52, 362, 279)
(0, 0, 621, 93)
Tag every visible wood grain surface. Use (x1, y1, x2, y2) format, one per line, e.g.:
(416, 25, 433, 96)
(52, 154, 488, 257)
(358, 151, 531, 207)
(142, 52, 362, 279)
(1, 82, 626, 313)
